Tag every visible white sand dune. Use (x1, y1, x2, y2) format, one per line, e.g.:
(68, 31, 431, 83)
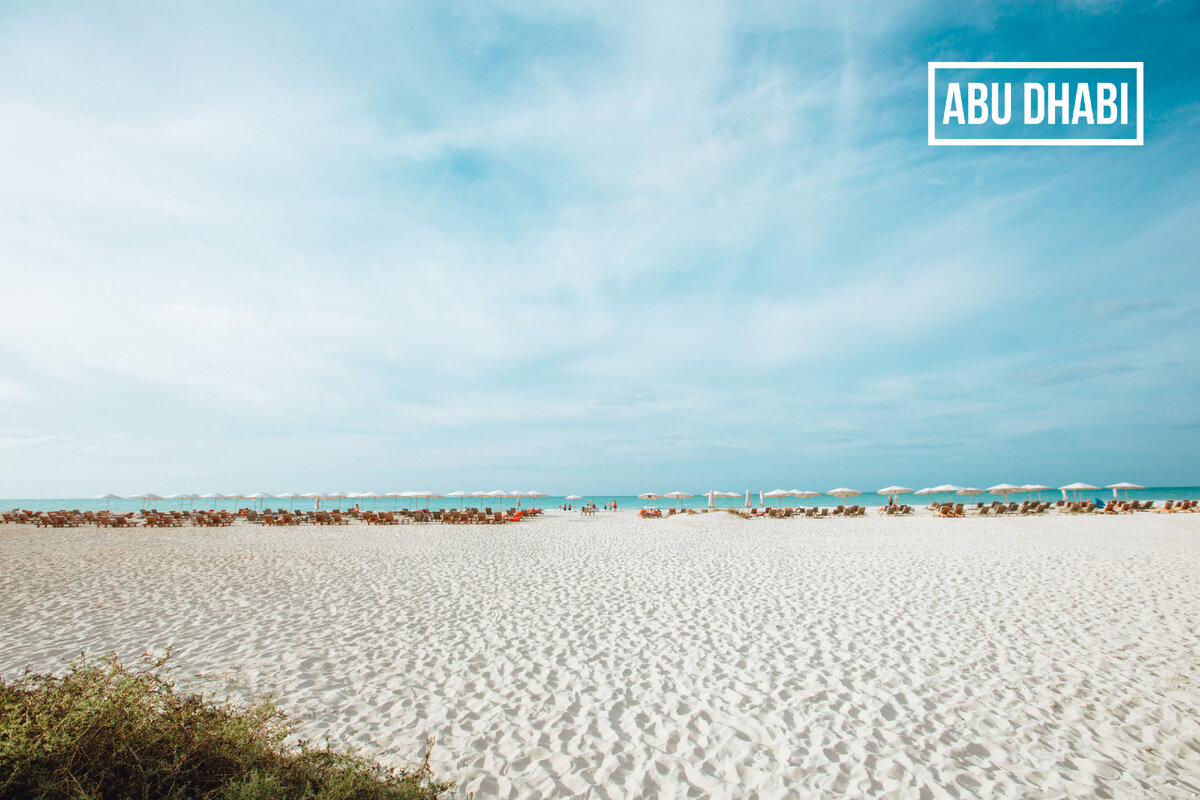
(2, 511, 1199, 798)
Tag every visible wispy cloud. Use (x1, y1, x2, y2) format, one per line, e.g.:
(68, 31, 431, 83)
(1, 1, 1197, 494)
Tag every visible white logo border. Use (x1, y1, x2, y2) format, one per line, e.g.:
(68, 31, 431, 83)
(928, 61, 1144, 146)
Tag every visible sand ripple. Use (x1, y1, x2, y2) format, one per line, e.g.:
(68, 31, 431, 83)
(2, 512, 1199, 798)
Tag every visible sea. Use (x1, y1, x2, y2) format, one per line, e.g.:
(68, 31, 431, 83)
(3, 488, 1197, 514)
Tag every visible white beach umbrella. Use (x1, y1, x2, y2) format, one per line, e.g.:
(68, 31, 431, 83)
(704, 490, 720, 508)
(95, 492, 122, 510)
(826, 488, 861, 510)
(165, 492, 195, 510)
(199, 492, 228, 510)
(638, 493, 664, 510)
(526, 491, 547, 509)
(275, 491, 302, 511)
(745, 490, 752, 508)
(1106, 482, 1144, 500)
(664, 491, 692, 510)
(986, 483, 1023, 504)
(1021, 484, 1052, 501)
(956, 487, 983, 497)
(299, 491, 325, 510)
(929, 484, 963, 503)
(565, 494, 583, 499)
(877, 486, 914, 496)
(1059, 482, 1099, 502)
(762, 489, 790, 509)
(789, 490, 819, 508)
(133, 492, 162, 509)
(246, 492, 275, 510)
(443, 490, 466, 509)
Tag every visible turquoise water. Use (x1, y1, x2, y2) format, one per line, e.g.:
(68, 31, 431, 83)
(3, 488, 1197, 514)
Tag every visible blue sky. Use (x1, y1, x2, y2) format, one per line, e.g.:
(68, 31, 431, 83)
(1, 1, 1198, 496)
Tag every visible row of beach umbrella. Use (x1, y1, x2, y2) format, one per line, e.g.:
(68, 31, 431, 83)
(104, 490, 550, 510)
(636, 482, 1146, 509)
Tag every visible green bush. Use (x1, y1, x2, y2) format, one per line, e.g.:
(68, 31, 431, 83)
(0, 653, 453, 800)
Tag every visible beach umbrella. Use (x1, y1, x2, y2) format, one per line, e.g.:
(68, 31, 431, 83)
(745, 490, 752, 508)
(704, 490, 719, 509)
(199, 492, 228, 510)
(526, 491, 547, 510)
(275, 491, 302, 511)
(929, 484, 963, 504)
(956, 487, 983, 498)
(1021, 484, 1052, 501)
(664, 491, 692, 510)
(406, 491, 444, 510)
(1106, 482, 1144, 501)
(444, 490, 467, 509)
(763, 489, 790, 509)
(300, 491, 326, 510)
(246, 492, 274, 510)
(352, 491, 383, 510)
(565, 494, 583, 499)
(789, 490, 819, 508)
(1059, 482, 1099, 502)
(133, 492, 162, 509)
(165, 492, 194, 510)
(95, 492, 122, 510)
(638, 493, 664, 511)
(483, 490, 509, 510)
(987, 483, 1023, 505)
(877, 486, 913, 506)
(826, 488, 861, 511)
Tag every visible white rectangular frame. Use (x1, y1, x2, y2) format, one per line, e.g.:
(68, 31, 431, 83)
(928, 61, 1143, 146)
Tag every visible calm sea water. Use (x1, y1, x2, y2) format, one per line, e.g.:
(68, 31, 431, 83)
(3, 488, 1197, 514)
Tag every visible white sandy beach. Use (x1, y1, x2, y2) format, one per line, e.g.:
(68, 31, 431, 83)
(2, 510, 1199, 799)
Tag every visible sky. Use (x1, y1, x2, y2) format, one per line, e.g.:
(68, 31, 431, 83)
(1, 1, 1198, 496)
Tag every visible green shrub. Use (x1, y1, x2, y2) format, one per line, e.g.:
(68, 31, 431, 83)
(0, 653, 453, 800)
